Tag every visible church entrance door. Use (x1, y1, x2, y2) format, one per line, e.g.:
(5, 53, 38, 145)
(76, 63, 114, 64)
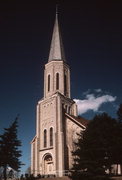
(44, 154, 53, 175)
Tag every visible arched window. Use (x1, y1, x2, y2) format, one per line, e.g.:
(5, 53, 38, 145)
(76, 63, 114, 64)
(50, 127, 53, 146)
(56, 73, 59, 90)
(44, 129, 47, 148)
(64, 74, 67, 95)
(48, 75, 50, 92)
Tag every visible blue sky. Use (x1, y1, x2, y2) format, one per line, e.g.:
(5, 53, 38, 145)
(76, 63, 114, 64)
(0, 1, 122, 174)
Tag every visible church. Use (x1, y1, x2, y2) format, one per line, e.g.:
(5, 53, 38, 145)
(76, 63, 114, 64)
(31, 12, 89, 177)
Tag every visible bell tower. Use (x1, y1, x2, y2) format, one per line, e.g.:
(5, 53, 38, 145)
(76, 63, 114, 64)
(44, 12, 71, 99)
(31, 9, 78, 178)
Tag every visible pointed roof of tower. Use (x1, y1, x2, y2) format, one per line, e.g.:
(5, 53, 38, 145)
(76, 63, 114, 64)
(48, 10, 66, 62)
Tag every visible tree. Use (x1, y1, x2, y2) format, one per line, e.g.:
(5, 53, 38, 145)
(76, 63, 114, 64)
(25, 166, 31, 176)
(116, 104, 122, 172)
(71, 113, 120, 180)
(0, 117, 22, 180)
(117, 104, 122, 123)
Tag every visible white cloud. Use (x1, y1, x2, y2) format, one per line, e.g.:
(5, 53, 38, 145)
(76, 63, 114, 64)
(82, 89, 91, 96)
(95, 88, 102, 93)
(74, 94, 116, 115)
(82, 88, 102, 96)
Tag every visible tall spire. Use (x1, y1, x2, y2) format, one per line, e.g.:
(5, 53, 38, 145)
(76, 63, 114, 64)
(48, 8, 66, 62)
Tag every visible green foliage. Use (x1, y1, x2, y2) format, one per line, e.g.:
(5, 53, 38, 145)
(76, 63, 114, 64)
(116, 104, 122, 164)
(0, 117, 22, 180)
(71, 113, 122, 180)
(20, 174, 35, 180)
(117, 104, 122, 123)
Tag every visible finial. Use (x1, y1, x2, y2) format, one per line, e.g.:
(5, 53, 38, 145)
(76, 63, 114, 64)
(56, 4, 58, 15)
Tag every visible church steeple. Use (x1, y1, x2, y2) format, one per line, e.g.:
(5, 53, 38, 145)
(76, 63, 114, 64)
(48, 10, 66, 62)
(44, 9, 70, 99)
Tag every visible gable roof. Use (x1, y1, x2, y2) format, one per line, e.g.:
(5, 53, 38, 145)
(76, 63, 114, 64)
(30, 135, 37, 144)
(65, 113, 89, 129)
(73, 115, 89, 127)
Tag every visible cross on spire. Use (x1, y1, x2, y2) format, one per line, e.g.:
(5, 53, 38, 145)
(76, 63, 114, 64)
(56, 4, 58, 15)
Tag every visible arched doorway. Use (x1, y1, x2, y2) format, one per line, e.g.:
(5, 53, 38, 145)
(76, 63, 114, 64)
(43, 154, 54, 175)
